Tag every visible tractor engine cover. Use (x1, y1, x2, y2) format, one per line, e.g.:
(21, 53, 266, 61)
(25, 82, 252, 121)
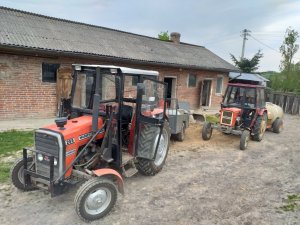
(40, 115, 105, 178)
(220, 107, 242, 127)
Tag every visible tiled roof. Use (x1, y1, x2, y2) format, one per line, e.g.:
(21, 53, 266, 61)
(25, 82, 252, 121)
(0, 6, 237, 72)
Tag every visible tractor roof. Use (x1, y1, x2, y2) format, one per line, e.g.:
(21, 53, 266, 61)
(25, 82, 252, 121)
(73, 64, 159, 76)
(228, 83, 265, 88)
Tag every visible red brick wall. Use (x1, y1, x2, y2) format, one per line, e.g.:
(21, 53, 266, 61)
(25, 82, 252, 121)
(0, 53, 228, 120)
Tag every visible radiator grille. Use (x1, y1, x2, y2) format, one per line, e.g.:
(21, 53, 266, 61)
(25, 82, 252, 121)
(221, 111, 233, 125)
(35, 131, 60, 179)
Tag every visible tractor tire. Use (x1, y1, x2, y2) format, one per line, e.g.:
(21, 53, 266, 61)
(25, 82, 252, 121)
(272, 118, 283, 133)
(176, 123, 186, 142)
(136, 122, 170, 176)
(252, 113, 267, 141)
(202, 122, 213, 140)
(74, 177, 117, 222)
(11, 157, 36, 191)
(240, 130, 250, 150)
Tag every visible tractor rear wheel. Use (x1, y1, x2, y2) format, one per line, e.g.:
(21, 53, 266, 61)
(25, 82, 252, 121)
(136, 122, 170, 176)
(240, 130, 250, 150)
(176, 123, 186, 142)
(74, 178, 117, 222)
(202, 122, 212, 140)
(252, 113, 267, 141)
(272, 118, 283, 133)
(11, 157, 36, 191)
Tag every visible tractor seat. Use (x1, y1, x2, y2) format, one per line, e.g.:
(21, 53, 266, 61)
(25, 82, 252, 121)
(120, 105, 133, 123)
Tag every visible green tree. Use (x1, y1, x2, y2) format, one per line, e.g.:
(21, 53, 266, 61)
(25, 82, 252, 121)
(230, 50, 263, 73)
(158, 31, 170, 41)
(280, 28, 299, 72)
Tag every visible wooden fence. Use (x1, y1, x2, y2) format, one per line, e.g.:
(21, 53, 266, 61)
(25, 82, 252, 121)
(266, 92, 300, 115)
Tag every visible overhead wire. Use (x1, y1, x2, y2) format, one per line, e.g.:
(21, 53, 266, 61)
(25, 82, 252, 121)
(249, 33, 300, 61)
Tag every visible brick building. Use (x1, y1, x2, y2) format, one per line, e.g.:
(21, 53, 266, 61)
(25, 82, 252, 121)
(0, 7, 237, 120)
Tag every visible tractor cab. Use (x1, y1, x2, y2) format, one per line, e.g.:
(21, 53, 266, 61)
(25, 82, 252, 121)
(220, 83, 266, 129)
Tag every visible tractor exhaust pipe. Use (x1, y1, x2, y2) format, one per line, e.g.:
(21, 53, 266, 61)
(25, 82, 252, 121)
(92, 67, 101, 133)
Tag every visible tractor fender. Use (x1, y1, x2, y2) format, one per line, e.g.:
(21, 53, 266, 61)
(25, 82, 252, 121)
(92, 168, 124, 195)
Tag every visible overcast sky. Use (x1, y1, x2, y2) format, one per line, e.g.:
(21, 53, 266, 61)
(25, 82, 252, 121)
(1, 0, 300, 72)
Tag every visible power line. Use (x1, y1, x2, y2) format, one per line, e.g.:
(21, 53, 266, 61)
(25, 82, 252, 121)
(250, 34, 281, 53)
(250, 34, 300, 61)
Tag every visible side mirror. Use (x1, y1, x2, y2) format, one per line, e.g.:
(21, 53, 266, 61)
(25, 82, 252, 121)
(137, 83, 145, 96)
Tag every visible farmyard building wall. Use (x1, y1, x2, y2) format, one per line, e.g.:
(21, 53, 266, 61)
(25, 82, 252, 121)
(0, 53, 228, 120)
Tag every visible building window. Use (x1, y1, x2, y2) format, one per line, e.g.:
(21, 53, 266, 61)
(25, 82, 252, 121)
(188, 74, 196, 87)
(216, 76, 223, 94)
(42, 63, 60, 83)
(132, 76, 138, 86)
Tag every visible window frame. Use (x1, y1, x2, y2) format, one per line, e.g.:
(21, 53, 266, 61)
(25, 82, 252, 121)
(42, 63, 60, 83)
(187, 74, 197, 88)
(215, 75, 224, 95)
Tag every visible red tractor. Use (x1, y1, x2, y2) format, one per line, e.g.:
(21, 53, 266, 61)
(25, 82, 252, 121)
(11, 65, 171, 221)
(202, 83, 283, 150)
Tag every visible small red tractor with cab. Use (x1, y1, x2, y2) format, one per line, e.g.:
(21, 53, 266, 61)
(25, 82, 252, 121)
(202, 83, 283, 150)
(11, 64, 172, 221)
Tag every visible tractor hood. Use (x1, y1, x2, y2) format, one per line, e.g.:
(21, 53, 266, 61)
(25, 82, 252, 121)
(41, 115, 105, 148)
(222, 107, 242, 114)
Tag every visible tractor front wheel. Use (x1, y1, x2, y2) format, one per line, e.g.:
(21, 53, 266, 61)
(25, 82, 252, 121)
(252, 113, 267, 141)
(136, 122, 170, 176)
(272, 118, 283, 133)
(11, 157, 36, 191)
(202, 122, 213, 140)
(240, 130, 250, 150)
(74, 178, 117, 222)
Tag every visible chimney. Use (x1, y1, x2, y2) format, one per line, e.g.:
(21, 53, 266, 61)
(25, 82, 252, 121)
(170, 32, 181, 44)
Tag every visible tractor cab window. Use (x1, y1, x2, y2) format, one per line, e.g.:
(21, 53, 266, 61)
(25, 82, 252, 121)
(223, 86, 256, 108)
(244, 88, 256, 108)
(72, 71, 116, 109)
(141, 79, 165, 119)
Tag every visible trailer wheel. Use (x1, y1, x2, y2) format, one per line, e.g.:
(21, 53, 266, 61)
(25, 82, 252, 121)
(176, 123, 186, 142)
(136, 122, 170, 176)
(240, 130, 250, 150)
(252, 113, 267, 141)
(202, 122, 212, 140)
(272, 118, 283, 133)
(75, 178, 117, 222)
(11, 157, 36, 191)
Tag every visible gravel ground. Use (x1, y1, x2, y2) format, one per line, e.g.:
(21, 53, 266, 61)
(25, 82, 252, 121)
(0, 114, 299, 225)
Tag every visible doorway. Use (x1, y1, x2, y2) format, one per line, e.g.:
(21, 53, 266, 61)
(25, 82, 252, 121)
(164, 77, 176, 99)
(200, 79, 212, 107)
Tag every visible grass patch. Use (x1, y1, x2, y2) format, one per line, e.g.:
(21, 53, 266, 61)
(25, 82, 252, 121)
(0, 130, 34, 182)
(206, 114, 219, 124)
(0, 163, 12, 182)
(280, 194, 300, 212)
(0, 130, 34, 156)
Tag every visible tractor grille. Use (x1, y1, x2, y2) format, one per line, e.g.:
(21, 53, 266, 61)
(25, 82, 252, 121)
(221, 111, 233, 125)
(35, 131, 61, 180)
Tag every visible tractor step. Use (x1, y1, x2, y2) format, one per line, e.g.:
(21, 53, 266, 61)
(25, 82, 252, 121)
(121, 152, 138, 177)
(122, 152, 134, 165)
(122, 166, 138, 178)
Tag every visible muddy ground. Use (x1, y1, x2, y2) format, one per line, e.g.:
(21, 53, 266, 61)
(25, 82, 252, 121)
(0, 114, 299, 225)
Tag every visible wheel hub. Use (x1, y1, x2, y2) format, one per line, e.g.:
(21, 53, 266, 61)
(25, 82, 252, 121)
(85, 188, 111, 215)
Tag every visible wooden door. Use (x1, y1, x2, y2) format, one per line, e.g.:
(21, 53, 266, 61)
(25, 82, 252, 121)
(56, 67, 72, 113)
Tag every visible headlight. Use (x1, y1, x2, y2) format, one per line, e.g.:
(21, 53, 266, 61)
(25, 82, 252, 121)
(37, 153, 43, 161)
(53, 158, 58, 166)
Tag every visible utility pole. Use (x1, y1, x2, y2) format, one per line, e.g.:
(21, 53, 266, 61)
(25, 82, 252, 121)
(241, 29, 251, 59)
